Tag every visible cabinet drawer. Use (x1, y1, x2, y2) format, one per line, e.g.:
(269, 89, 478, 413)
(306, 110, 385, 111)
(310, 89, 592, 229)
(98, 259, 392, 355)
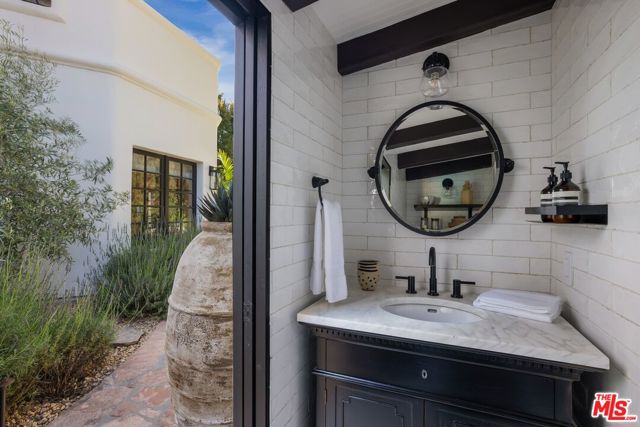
(427, 403, 543, 427)
(324, 340, 555, 420)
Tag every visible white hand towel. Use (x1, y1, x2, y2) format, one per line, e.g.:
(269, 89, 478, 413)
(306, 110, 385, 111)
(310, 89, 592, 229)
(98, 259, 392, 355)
(475, 289, 562, 314)
(310, 200, 324, 296)
(322, 200, 348, 303)
(309, 199, 348, 303)
(473, 289, 563, 323)
(473, 300, 562, 323)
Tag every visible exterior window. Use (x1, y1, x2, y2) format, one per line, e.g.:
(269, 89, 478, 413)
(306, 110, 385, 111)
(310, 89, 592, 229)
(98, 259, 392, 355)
(21, 0, 52, 7)
(131, 150, 196, 236)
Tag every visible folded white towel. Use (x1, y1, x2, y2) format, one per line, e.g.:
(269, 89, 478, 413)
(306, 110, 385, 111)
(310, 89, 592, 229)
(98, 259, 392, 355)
(473, 290, 563, 323)
(475, 289, 562, 313)
(310, 199, 348, 303)
(473, 300, 562, 323)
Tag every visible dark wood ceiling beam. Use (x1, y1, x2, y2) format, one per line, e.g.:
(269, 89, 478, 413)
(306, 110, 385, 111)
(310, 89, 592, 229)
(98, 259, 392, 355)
(388, 116, 483, 150)
(397, 137, 494, 170)
(338, 0, 556, 75)
(405, 155, 493, 181)
(281, 0, 318, 12)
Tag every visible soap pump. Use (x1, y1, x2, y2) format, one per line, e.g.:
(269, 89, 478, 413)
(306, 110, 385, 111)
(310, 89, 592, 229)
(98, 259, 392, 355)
(540, 167, 558, 223)
(552, 161, 581, 223)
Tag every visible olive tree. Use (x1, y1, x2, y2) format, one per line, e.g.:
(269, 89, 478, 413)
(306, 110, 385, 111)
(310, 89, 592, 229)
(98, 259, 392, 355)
(0, 21, 127, 261)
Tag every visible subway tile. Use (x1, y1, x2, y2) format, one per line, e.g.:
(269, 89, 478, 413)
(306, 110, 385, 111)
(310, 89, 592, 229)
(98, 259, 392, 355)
(532, 23, 552, 42)
(493, 74, 551, 96)
(458, 28, 530, 55)
(450, 52, 492, 71)
(343, 82, 395, 102)
(493, 241, 551, 258)
(459, 255, 530, 274)
(458, 61, 530, 86)
(532, 91, 552, 108)
(343, 73, 368, 89)
(429, 239, 493, 255)
(494, 107, 551, 128)
(531, 57, 552, 76)
(492, 272, 550, 292)
(459, 224, 531, 241)
(493, 41, 550, 65)
(368, 237, 426, 253)
(530, 258, 551, 275)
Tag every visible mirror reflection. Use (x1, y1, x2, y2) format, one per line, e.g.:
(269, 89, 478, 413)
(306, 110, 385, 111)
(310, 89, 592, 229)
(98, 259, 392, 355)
(377, 102, 504, 235)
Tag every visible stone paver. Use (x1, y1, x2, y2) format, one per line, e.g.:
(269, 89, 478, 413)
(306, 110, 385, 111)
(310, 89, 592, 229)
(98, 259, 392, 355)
(112, 325, 145, 346)
(50, 322, 175, 427)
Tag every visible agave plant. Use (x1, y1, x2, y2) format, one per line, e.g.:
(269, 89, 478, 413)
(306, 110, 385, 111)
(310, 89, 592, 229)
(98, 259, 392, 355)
(198, 184, 233, 222)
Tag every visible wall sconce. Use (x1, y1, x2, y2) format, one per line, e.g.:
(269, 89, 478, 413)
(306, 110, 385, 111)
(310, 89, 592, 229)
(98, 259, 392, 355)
(421, 51, 450, 97)
(209, 165, 220, 190)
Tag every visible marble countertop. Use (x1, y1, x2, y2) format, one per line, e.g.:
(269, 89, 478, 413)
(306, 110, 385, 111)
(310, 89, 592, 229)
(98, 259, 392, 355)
(297, 288, 609, 370)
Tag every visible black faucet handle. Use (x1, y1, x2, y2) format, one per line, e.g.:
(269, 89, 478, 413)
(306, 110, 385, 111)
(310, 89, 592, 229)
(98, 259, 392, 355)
(396, 276, 417, 294)
(451, 279, 476, 299)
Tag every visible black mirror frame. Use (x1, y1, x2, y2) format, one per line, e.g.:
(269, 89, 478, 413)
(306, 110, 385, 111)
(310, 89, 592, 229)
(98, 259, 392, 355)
(374, 100, 511, 237)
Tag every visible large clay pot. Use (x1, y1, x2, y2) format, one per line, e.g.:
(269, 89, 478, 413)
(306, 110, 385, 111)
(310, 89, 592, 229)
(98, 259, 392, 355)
(166, 221, 233, 427)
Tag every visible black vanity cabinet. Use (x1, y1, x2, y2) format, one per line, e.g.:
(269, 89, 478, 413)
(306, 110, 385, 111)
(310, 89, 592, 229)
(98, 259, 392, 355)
(311, 327, 601, 427)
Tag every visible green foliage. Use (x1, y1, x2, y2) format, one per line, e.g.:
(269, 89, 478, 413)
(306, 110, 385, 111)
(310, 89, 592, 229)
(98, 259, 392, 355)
(217, 148, 233, 191)
(0, 21, 127, 261)
(0, 249, 115, 408)
(92, 228, 198, 319)
(199, 185, 233, 222)
(217, 94, 233, 157)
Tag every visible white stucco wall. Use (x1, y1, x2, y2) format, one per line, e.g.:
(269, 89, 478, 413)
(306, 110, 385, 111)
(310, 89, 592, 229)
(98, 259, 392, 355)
(0, 0, 221, 290)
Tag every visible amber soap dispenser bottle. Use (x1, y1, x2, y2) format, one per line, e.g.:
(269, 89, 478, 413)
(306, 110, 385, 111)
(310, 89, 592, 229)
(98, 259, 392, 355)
(540, 167, 557, 223)
(552, 161, 581, 223)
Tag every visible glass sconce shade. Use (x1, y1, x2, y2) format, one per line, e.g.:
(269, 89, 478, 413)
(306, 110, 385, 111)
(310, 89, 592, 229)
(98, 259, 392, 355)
(209, 165, 220, 190)
(421, 72, 450, 97)
(421, 51, 450, 98)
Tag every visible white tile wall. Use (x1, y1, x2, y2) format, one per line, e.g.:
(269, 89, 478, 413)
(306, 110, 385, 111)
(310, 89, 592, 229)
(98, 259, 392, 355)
(264, 1, 343, 426)
(340, 12, 553, 296)
(551, 0, 640, 410)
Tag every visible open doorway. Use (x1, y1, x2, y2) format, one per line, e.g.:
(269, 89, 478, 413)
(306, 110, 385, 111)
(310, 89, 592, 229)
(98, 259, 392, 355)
(0, 0, 270, 426)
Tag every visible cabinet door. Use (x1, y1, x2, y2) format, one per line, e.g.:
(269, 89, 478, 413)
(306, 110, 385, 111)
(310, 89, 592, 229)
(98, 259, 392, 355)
(327, 379, 424, 427)
(426, 403, 544, 427)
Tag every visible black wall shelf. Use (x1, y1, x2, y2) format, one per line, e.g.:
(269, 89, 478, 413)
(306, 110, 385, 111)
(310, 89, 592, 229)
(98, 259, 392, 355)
(415, 204, 483, 219)
(525, 205, 608, 225)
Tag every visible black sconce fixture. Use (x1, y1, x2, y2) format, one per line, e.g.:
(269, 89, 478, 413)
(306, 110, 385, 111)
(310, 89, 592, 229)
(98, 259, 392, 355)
(209, 165, 220, 190)
(421, 51, 450, 97)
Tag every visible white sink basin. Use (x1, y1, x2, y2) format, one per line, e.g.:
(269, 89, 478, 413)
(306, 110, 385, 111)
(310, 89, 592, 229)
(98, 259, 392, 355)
(382, 301, 484, 324)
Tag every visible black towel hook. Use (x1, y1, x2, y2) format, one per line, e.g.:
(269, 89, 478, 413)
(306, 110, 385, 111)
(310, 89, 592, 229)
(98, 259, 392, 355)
(312, 176, 329, 206)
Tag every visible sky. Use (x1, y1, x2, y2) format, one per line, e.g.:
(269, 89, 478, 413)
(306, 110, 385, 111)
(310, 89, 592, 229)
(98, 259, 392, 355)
(145, 0, 235, 102)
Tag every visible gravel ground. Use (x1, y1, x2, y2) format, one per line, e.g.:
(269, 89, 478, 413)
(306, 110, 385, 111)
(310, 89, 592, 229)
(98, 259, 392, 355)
(5, 318, 161, 427)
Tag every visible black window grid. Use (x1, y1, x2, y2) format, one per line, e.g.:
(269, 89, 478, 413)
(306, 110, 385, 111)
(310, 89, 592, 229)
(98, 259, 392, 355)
(131, 149, 197, 236)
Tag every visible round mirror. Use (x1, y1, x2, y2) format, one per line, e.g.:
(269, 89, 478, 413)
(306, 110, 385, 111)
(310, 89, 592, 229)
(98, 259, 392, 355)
(374, 100, 510, 236)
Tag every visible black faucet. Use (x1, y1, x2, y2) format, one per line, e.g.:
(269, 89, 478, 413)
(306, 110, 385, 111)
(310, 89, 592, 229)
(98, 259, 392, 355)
(428, 247, 438, 296)
(396, 276, 416, 294)
(451, 279, 476, 299)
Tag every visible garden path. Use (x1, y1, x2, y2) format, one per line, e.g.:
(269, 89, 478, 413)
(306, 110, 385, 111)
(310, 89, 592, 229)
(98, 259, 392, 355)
(49, 322, 175, 427)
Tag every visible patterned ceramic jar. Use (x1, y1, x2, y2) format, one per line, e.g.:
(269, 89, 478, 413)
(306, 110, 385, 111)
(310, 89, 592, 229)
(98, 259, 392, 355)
(357, 260, 379, 291)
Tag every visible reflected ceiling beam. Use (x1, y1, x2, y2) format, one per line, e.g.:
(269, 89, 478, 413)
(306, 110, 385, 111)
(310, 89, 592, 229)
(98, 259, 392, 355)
(388, 116, 483, 150)
(281, 0, 318, 12)
(397, 137, 493, 169)
(337, 0, 556, 75)
(406, 155, 493, 181)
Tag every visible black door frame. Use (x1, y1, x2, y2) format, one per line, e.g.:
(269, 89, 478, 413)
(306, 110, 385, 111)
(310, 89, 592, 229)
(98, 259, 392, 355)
(208, 1, 271, 426)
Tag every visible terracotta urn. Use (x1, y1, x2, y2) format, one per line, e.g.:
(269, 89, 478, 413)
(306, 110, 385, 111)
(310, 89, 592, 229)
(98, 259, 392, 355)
(166, 221, 233, 427)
